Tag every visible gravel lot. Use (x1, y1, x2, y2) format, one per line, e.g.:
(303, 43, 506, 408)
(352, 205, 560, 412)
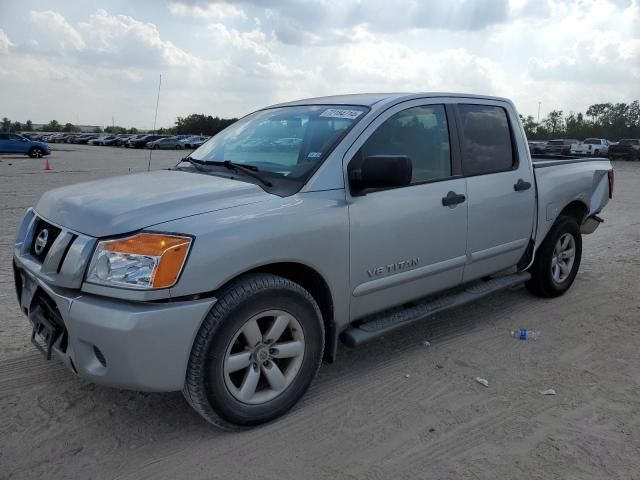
(1, 145, 639, 479)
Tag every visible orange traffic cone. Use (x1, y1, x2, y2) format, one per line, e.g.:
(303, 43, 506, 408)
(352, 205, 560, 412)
(44, 158, 51, 171)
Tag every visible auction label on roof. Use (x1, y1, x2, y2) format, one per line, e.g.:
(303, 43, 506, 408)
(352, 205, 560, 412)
(319, 109, 363, 120)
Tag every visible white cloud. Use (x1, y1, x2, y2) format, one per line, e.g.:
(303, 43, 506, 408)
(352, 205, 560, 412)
(30, 10, 86, 50)
(0, 29, 12, 54)
(168, 2, 248, 21)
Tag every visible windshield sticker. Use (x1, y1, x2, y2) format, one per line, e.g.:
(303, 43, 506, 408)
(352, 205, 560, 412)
(307, 152, 322, 158)
(319, 109, 363, 120)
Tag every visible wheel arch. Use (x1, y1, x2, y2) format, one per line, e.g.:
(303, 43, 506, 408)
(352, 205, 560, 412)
(558, 200, 589, 225)
(218, 262, 337, 362)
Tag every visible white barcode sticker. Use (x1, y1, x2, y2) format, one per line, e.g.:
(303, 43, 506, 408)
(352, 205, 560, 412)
(319, 109, 363, 120)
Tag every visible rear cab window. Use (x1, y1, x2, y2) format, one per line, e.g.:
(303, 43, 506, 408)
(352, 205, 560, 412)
(456, 104, 515, 176)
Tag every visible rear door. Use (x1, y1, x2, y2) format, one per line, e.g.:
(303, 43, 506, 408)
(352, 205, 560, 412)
(455, 102, 536, 282)
(346, 101, 468, 319)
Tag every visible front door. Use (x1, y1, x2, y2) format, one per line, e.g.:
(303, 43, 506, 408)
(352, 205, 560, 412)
(8, 134, 27, 153)
(346, 102, 469, 320)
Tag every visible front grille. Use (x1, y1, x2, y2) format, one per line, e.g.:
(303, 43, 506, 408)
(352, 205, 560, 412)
(13, 262, 24, 305)
(29, 217, 62, 263)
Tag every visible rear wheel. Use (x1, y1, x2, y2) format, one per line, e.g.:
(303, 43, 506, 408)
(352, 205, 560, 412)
(183, 273, 324, 429)
(153, 144, 160, 150)
(175, 144, 184, 150)
(526, 216, 582, 297)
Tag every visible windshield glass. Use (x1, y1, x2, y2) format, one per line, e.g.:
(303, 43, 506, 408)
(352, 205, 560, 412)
(584, 139, 600, 144)
(191, 105, 368, 179)
(548, 140, 564, 145)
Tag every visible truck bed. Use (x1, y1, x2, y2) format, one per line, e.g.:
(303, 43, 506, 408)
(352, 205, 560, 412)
(531, 154, 612, 248)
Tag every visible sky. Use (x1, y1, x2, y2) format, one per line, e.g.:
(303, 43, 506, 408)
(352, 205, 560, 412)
(0, 0, 638, 129)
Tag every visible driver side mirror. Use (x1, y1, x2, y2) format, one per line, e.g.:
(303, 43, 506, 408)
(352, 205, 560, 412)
(348, 155, 412, 195)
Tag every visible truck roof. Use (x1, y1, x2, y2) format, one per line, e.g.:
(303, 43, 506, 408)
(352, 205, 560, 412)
(268, 92, 513, 108)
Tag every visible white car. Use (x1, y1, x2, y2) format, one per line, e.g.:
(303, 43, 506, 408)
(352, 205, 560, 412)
(570, 138, 611, 157)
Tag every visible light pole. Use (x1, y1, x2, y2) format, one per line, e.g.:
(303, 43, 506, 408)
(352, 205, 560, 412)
(537, 102, 542, 124)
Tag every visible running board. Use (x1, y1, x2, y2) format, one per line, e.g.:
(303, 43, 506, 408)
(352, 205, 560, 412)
(341, 272, 531, 347)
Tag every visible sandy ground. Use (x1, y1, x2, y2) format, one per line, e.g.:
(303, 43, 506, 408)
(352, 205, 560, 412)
(1, 144, 639, 479)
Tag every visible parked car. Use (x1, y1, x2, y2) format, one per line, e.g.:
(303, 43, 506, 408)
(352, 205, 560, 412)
(0, 132, 50, 157)
(116, 134, 136, 147)
(71, 134, 99, 144)
(527, 140, 546, 154)
(13, 93, 613, 428)
(182, 135, 209, 148)
(608, 139, 640, 161)
(542, 139, 580, 155)
(102, 135, 126, 146)
(146, 137, 185, 150)
(127, 134, 167, 148)
(570, 138, 610, 157)
(88, 135, 117, 146)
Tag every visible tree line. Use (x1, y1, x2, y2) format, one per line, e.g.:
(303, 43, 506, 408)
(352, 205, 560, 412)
(4, 101, 639, 140)
(1, 113, 238, 137)
(520, 101, 639, 140)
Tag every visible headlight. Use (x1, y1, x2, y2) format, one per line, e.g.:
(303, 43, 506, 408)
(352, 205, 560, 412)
(86, 233, 192, 289)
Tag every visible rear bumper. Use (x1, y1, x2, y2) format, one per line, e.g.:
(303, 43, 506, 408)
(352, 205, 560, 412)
(14, 259, 216, 392)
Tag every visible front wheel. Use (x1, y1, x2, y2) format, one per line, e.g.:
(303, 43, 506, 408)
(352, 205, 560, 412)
(526, 216, 582, 297)
(29, 147, 44, 158)
(183, 274, 324, 429)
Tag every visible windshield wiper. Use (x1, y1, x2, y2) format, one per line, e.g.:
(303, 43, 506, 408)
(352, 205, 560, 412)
(174, 155, 207, 172)
(220, 160, 273, 188)
(175, 157, 273, 188)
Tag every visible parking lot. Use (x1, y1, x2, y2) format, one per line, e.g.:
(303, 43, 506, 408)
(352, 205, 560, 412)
(1, 145, 639, 479)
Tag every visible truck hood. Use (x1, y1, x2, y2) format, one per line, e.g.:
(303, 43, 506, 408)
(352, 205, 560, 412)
(35, 170, 274, 237)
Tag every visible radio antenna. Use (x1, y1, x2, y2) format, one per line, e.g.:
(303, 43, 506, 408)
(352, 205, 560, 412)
(148, 73, 162, 172)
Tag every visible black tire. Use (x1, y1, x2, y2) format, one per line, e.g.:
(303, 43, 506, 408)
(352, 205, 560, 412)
(526, 216, 582, 297)
(183, 273, 325, 429)
(29, 147, 44, 158)
(153, 144, 160, 150)
(175, 144, 183, 150)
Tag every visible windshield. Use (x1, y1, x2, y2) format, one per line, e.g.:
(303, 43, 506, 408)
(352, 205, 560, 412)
(619, 139, 638, 145)
(584, 139, 600, 144)
(548, 140, 564, 145)
(191, 105, 368, 180)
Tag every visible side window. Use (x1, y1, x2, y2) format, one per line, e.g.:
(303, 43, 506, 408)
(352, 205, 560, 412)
(9, 134, 22, 140)
(359, 105, 452, 184)
(457, 104, 514, 176)
(0, 134, 8, 140)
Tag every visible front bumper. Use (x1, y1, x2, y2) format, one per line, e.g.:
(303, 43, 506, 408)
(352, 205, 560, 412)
(14, 259, 216, 392)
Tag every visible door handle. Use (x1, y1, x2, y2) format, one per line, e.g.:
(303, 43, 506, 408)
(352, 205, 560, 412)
(514, 179, 531, 191)
(442, 191, 466, 206)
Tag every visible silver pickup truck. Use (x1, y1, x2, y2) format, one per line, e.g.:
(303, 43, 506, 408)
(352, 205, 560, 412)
(13, 93, 613, 428)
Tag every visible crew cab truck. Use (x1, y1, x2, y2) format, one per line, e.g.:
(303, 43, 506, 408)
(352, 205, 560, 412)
(13, 93, 613, 429)
(570, 138, 610, 157)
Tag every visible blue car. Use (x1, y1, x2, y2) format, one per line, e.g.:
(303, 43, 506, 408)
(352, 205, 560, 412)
(0, 132, 51, 157)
